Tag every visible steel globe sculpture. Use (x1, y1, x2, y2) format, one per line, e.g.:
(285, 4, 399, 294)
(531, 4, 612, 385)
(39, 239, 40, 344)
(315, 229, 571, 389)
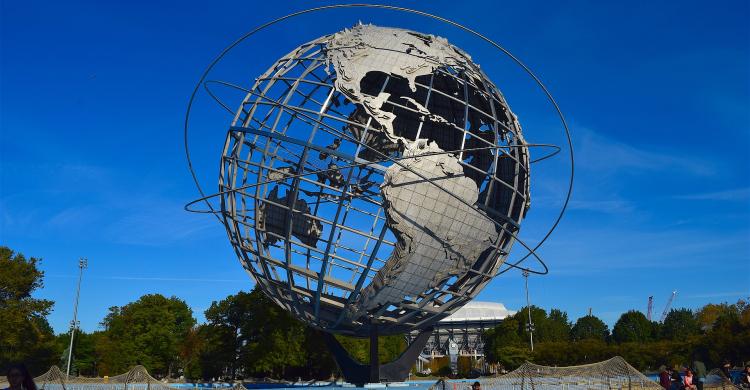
(220, 23, 530, 336)
(185, 6, 572, 383)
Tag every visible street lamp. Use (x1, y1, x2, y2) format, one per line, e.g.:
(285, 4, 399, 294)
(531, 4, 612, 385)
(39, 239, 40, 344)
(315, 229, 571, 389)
(66, 258, 87, 376)
(523, 270, 534, 352)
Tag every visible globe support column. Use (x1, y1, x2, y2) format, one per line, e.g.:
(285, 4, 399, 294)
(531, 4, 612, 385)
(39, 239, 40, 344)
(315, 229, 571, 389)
(321, 327, 433, 385)
(370, 321, 380, 383)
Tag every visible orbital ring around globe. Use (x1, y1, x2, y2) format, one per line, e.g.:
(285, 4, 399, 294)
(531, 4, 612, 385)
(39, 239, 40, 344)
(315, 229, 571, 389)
(184, 106, 561, 272)
(202, 79, 563, 165)
(184, 4, 574, 336)
(184, 4, 574, 275)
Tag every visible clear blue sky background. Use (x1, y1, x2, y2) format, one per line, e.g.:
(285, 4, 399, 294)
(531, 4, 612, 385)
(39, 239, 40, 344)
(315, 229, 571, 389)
(1, 1, 748, 334)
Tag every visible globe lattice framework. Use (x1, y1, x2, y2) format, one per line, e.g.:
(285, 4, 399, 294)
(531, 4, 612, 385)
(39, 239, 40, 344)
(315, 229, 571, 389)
(217, 24, 532, 337)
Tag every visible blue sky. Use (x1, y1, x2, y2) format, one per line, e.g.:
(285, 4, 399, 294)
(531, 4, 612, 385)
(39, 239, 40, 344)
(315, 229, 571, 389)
(1, 0, 748, 334)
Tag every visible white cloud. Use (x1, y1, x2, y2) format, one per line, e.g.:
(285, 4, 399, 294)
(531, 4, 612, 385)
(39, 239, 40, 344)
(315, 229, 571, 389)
(104, 199, 219, 246)
(567, 199, 635, 214)
(575, 127, 715, 177)
(2, 161, 222, 247)
(46, 204, 102, 228)
(681, 291, 749, 300)
(46, 274, 246, 283)
(672, 187, 750, 201)
(535, 227, 750, 276)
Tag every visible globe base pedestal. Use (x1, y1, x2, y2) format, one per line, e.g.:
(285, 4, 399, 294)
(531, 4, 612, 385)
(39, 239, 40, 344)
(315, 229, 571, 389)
(321, 327, 433, 386)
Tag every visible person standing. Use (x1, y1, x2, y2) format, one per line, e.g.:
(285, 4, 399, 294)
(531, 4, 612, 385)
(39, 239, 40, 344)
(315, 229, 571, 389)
(740, 365, 750, 388)
(684, 368, 698, 390)
(692, 360, 707, 390)
(5, 364, 37, 390)
(670, 370, 685, 390)
(721, 361, 734, 385)
(660, 366, 673, 389)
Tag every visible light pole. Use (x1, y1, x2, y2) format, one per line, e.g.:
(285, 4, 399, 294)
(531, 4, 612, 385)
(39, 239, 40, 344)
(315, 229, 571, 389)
(523, 270, 534, 352)
(66, 258, 87, 376)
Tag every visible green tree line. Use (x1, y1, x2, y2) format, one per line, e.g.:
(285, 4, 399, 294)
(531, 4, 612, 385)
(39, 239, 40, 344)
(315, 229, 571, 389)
(0, 247, 404, 380)
(2, 247, 748, 379)
(484, 303, 750, 371)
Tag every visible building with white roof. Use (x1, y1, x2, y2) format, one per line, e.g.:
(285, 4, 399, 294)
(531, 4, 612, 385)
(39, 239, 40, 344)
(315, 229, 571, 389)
(409, 301, 515, 360)
(439, 301, 515, 323)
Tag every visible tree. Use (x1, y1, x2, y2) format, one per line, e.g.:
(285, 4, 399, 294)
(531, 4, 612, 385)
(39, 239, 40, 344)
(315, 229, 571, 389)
(571, 315, 609, 341)
(0, 247, 59, 374)
(200, 287, 409, 380)
(202, 291, 257, 379)
(243, 293, 307, 379)
(178, 326, 205, 380)
(300, 326, 337, 380)
(239, 288, 347, 379)
(512, 306, 547, 343)
(196, 324, 227, 380)
(661, 308, 699, 340)
(612, 310, 654, 343)
(484, 317, 525, 365)
(489, 345, 531, 371)
(533, 340, 610, 366)
(696, 298, 750, 366)
(97, 294, 195, 377)
(56, 331, 102, 376)
(542, 309, 572, 342)
(485, 318, 523, 353)
(695, 303, 734, 331)
(202, 288, 335, 380)
(505, 306, 572, 343)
